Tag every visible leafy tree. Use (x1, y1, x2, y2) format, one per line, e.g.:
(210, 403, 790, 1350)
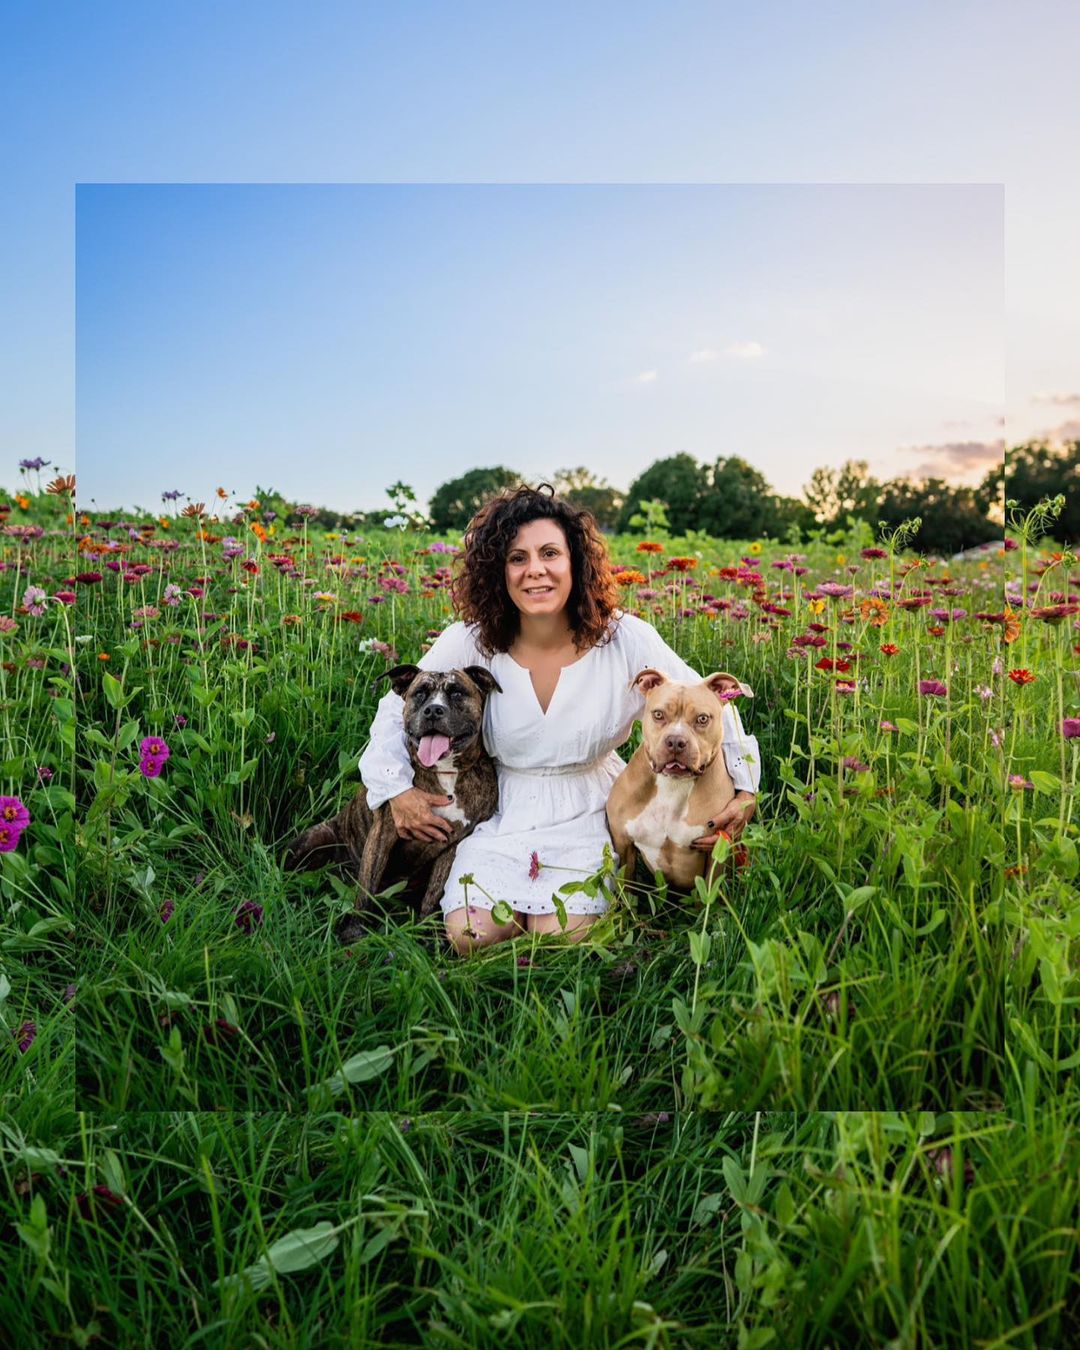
(552, 466, 624, 530)
(802, 460, 881, 527)
(697, 456, 778, 539)
(876, 477, 998, 555)
(428, 466, 522, 531)
(617, 453, 706, 533)
(998, 440, 1080, 544)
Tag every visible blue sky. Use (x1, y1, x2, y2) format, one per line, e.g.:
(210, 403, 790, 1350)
(2, 0, 1077, 510)
(76, 183, 1002, 512)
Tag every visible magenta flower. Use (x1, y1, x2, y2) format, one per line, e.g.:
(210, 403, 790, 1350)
(36, 766, 54, 783)
(234, 900, 264, 932)
(1008, 774, 1034, 790)
(0, 796, 30, 833)
(0, 824, 22, 852)
(918, 680, 948, 697)
(13, 1021, 36, 1053)
(816, 582, 855, 599)
(160, 898, 175, 924)
(138, 737, 170, 778)
(879, 721, 899, 733)
(843, 757, 870, 772)
(1062, 718, 1080, 740)
(529, 851, 541, 880)
(860, 547, 888, 560)
(63, 984, 76, 1004)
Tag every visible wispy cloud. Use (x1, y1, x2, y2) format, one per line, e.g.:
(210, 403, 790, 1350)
(690, 340, 765, 362)
(901, 439, 1004, 480)
(724, 340, 765, 359)
(1032, 391, 1080, 407)
(632, 369, 658, 384)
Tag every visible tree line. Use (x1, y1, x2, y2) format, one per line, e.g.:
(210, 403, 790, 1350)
(248, 439, 1072, 554)
(420, 440, 1074, 553)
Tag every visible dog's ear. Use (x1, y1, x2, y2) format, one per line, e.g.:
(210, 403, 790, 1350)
(461, 666, 503, 699)
(705, 671, 755, 700)
(630, 667, 668, 694)
(377, 663, 423, 699)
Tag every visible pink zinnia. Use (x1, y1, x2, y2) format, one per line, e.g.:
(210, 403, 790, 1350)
(879, 721, 899, 733)
(0, 796, 30, 833)
(918, 680, 948, 697)
(528, 851, 541, 880)
(138, 737, 170, 778)
(1062, 718, 1080, 740)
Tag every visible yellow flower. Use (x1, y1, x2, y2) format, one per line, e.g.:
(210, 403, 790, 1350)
(808, 598, 826, 615)
(748, 541, 763, 555)
(834, 553, 846, 566)
(325, 532, 340, 541)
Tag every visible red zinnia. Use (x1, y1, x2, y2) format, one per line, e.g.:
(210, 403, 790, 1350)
(880, 643, 900, 656)
(1008, 669, 1035, 685)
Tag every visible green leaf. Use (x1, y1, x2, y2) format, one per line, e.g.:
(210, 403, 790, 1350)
(264, 1221, 340, 1275)
(491, 900, 515, 925)
(102, 672, 125, 709)
(1030, 770, 1062, 794)
(722, 1155, 748, 1204)
(325, 1045, 395, 1095)
(774, 1182, 795, 1228)
(688, 929, 712, 965)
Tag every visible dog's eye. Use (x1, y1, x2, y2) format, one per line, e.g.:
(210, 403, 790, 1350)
(448, 688, 463, 700)
(652, 709, 665, 721)
(696, 713, 711, 726)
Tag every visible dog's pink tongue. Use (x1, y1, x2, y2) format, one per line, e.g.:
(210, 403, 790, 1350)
(418, 734, 451, 768)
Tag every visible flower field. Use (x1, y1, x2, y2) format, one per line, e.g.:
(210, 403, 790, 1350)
(2, 479, 1077, 1344)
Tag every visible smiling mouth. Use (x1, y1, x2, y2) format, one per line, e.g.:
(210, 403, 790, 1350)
(523, 586, 554, 594)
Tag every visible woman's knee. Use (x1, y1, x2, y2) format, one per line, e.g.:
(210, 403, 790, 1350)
(527, 911, 599, 942)
(443, 904, 523, 954)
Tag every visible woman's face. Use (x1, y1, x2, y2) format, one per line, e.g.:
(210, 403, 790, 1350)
(504, 518, 573, 619)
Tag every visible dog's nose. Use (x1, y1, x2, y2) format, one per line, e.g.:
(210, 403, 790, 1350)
(664, 733, 687, 754)
(423, 704, 445, 719)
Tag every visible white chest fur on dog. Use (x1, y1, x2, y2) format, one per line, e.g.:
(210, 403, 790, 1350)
(430, 758, 469, 826)
(625, 776, 702, 872)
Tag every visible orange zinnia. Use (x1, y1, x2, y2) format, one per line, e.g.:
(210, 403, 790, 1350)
(859, 597, 890, 626)
(636, 541, 664, 553)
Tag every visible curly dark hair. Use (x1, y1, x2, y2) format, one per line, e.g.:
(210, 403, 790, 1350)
(450, 483, 619, 656)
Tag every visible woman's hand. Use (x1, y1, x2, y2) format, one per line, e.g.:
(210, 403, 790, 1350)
(691, 791, 756, 850)
(389, 787, 456, 844)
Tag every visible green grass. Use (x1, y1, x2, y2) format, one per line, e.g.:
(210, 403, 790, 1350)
(2, 490, 1078, 1343)
(2, 1108, 1077, 1346)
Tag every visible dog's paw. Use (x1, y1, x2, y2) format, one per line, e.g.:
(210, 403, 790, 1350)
(335, 911, 368, 945)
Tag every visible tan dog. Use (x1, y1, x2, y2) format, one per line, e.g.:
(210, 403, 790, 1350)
(606, 667, 754, 889)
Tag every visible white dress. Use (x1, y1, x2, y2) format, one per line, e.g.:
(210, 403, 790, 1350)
(359, 611, 761, 916)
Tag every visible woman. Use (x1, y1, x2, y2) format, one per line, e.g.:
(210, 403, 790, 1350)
(360, 485, 761, 954)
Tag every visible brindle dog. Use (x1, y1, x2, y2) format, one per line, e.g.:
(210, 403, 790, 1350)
(285, 663, 501, 942)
